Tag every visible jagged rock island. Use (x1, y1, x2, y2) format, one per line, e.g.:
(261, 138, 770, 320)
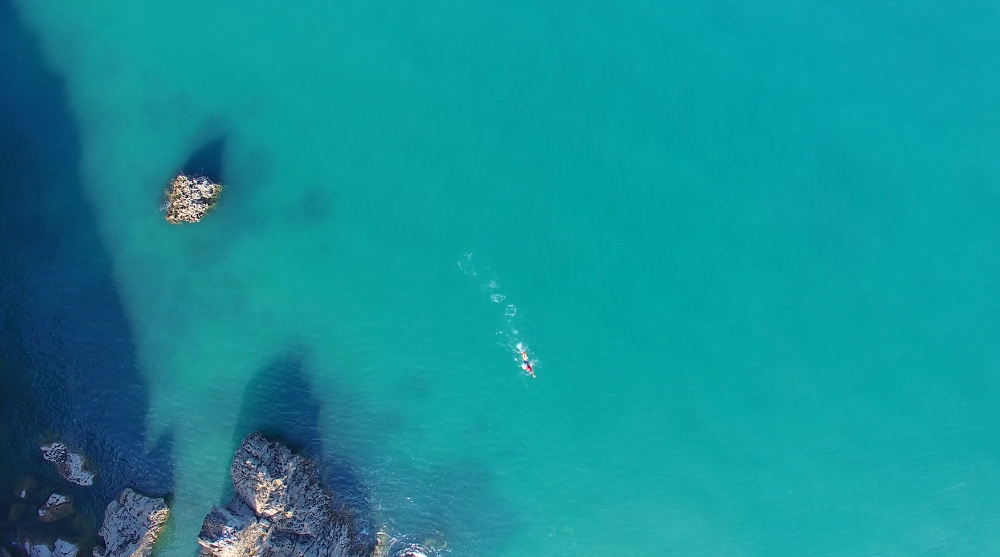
(40, 443, 95, 486)
(198, 433, 376, 557)
(93, 489, 170, 557)
(164, 174, 221, 224)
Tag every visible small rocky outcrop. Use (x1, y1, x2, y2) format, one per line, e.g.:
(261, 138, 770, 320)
(40, 443, 95, 486)
(53, 540, 80, 557)
(164, 174, 221, 224)
(38, 493, 75, 522)
(23, 540, 78, 557)
(24, 540, 52, 557)
(93, 489, 169, 557)
(198, 432, 371, 557)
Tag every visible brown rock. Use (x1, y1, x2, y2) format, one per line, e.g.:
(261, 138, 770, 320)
(164, 174, 222, 224)
(38, 493, 74, 522)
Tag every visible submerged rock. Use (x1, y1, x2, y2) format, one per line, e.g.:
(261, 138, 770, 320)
(198, 432, 371, 557)
(40, 443, 95, 486)
(38, 493, 75, 522)
(13, 476, 39, 499)
(164, 174, 221, 224)
(392, 548, 429, 557)
(7, 502, 26, 522)
(93, 489, 169, 557)
(373, 533, 390, 557)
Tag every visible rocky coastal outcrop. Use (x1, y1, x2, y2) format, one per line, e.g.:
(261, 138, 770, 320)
(23, 540, 79, 557)
(40, 443, 95, 486)
(164, 174, 221, 224)
(198, 433, 372, 557)
(93, 489, 169, 557)
(37, 493, 74, 522)
(52, 540, 79, 557)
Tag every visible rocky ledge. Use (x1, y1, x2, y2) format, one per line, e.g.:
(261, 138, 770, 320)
(40, 443, 95, 486)
(198, 433, 373, 557)
(164, 174, 221, 224)
(93, 489, 170, 557)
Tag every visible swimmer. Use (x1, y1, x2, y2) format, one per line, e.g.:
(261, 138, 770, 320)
(521, 350, 535, 377)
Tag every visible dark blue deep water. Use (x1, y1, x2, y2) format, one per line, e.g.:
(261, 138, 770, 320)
(0, 0, 172, 548)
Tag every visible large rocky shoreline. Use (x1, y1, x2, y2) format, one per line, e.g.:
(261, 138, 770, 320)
(3, 435, 406, 557)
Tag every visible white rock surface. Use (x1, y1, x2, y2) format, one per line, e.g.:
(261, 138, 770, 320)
(198, 499, 271, 557)
(24, 541, 53, 557)
(53, 540, 79, 557)
(93, 488, 169, 557)
(40, 443, 95, 486)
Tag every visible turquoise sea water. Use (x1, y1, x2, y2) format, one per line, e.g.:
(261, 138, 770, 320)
(6, 0, 1000, 555)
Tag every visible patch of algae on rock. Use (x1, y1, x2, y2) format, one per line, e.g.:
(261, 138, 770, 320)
(164, 174, 221, 224)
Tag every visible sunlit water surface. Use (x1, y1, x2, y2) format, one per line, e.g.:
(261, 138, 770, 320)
(4, 1, 1000, 555)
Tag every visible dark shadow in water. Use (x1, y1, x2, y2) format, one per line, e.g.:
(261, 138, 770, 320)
(229, 350, 377, 552)
(181, 136, 226, 183)
(0, 0, 173, 549)
(233, 351, 324, 459)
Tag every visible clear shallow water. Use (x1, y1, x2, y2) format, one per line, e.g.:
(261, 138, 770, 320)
(4, 0, 1000, 555)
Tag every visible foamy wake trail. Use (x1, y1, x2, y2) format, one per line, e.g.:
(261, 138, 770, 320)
(459, 253, 535, 374)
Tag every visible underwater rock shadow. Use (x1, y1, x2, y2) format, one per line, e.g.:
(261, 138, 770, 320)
(0, 0, 174, 533)
(180, 136, 226, 184)
(230, 351, 374, 522)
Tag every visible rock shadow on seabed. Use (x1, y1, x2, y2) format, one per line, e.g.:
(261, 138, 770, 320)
(230, 351, 377, 552)
(181, 137, 227, 185)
